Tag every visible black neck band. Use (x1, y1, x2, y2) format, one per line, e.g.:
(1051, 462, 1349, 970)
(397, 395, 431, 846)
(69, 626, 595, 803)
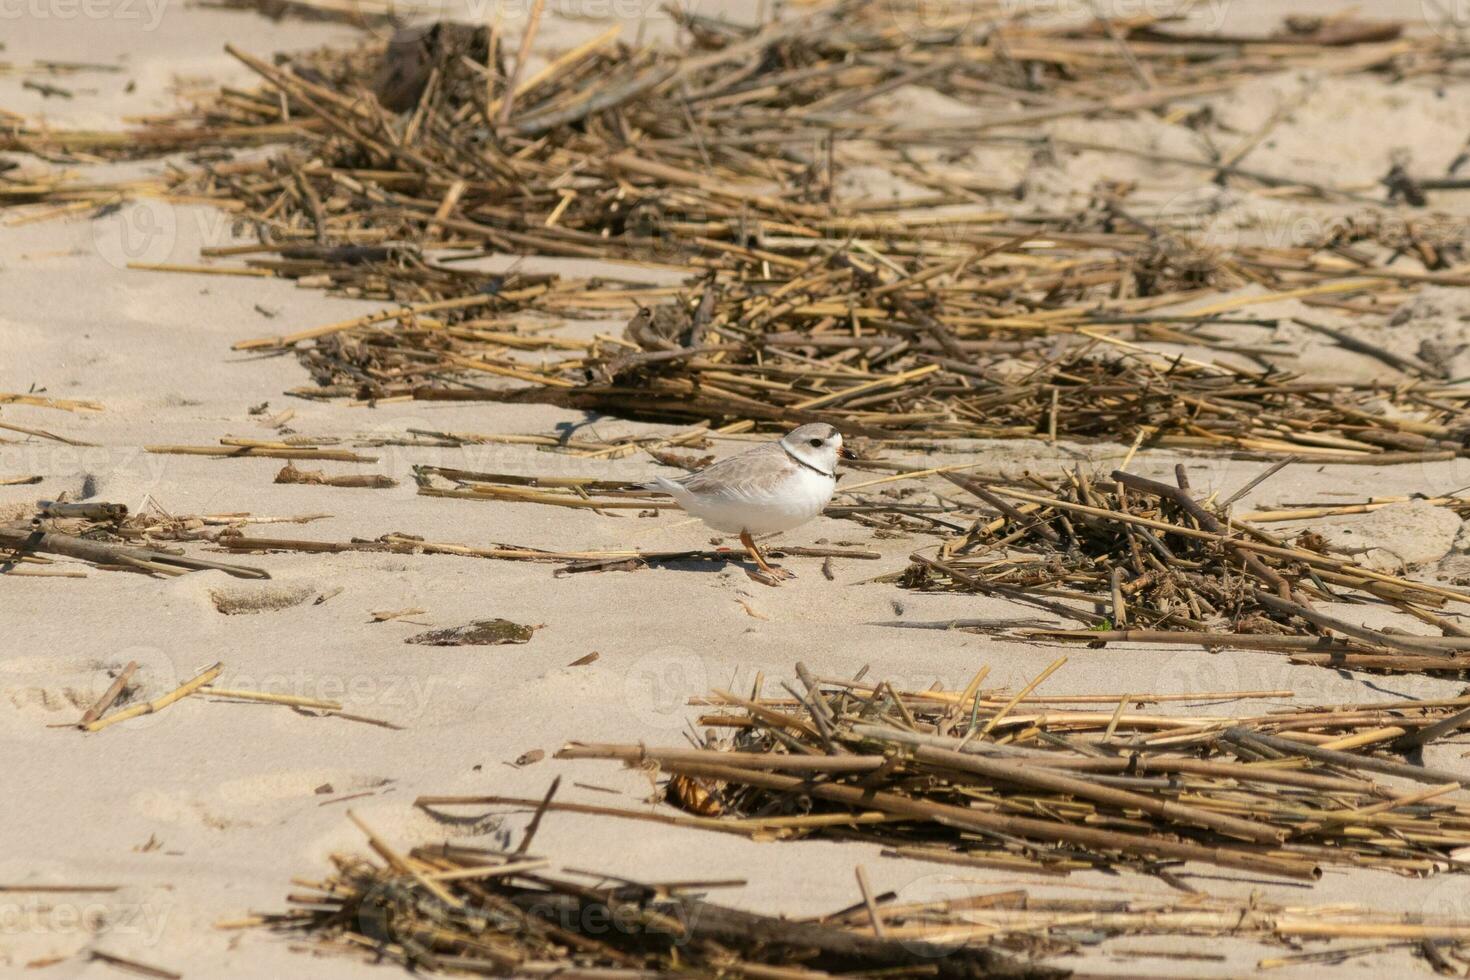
(782, 444, 835, 480)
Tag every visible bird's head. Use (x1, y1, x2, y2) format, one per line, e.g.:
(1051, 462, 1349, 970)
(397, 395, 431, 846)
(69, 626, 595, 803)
(780, 423, 850, 475)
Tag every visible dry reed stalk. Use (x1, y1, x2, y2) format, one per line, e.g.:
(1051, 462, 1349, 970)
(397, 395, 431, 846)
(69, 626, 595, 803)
(82, 662, 223, 733)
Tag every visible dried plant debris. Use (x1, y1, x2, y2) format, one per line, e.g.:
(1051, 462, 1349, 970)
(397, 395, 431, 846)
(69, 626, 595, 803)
(1, 500, 273, 579)
(555, 662, 1470, 883)
(405, 619, 538, 646)
(7, 9, 1470, 458)
(251, 812, 1470, 976)
(896, 465, 1470, 672)
(275, 462, 398, 489)
(247, 819, 1058, 979)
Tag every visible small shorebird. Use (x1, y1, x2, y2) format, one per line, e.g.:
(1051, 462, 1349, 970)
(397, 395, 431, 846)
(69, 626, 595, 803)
(645, 423, 852, 583)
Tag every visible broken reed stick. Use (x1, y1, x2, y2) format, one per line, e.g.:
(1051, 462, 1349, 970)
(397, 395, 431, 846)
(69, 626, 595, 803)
(1, 567, 86, 578)
(1028, 628, 1449, 657)
(1393, 703, 1470, 751)
(233, 293, 495, 351)
(0, 525, 270, 579)
(1222, 729, 1465, 787)
(146, 445, 378, 462)
(496, 0, 546, 128)
(975, 656, 1066, 739)
(275, 463, 396, 489)
(86, 951, 180, 980)
(1240, 496, 1470, 522)
(856, 727, 1376, 793)
(82, 662, 223, 733)
(0, 393, 103, 411)
(77, 661, 138, 727)
(416, 793, 901, 837)
(424, 858, 551, 881)
(199, 687, 342, 711)
(418, 485, 675, 509)
(854, 865, 886, 939)
(910, 743, 1286, 845)
(39, 501, 128, 520)
(0, 419, 94, 445)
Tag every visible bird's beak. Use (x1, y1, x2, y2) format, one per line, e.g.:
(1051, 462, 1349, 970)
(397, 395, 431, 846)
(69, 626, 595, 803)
(839, 446, 857, 460)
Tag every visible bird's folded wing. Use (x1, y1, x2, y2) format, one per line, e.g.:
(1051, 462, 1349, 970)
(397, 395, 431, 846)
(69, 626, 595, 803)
(673, 447, 796, 501)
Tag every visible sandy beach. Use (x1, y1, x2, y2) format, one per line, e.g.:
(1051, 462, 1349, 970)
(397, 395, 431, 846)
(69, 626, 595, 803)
(6, 2, 1470, 977)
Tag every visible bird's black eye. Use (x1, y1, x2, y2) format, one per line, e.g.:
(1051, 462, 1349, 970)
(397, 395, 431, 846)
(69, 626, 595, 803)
(809, 438, 823, 447)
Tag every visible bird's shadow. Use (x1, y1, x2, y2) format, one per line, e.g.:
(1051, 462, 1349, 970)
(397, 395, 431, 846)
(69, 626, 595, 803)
(639, 554, 789, 585)
(640, 557, 739, 576)
(562, 553, 752, 578)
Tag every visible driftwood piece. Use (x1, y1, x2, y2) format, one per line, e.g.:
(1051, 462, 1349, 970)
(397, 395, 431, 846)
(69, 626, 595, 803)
(0, 526, 269, 579)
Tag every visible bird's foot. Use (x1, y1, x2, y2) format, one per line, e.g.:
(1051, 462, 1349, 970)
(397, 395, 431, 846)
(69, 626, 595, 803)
(746, 564, 795, 586)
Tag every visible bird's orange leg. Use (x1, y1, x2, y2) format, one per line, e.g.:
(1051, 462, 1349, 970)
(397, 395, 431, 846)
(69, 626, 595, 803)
(739, 530, 793, 582)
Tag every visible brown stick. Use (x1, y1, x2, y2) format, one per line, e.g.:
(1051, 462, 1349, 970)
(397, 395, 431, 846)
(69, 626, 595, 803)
(1222, 729, 1464, 787)
(1391, 703, 1470, 751)
(77, 661, 138, 728)
(908, 745, 1284, 844)
(82, 662, 223, 733)
(497, 0, 546, 128)
(0, 526, 269, 579)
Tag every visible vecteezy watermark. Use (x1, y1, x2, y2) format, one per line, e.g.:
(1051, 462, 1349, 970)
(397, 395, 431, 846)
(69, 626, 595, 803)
(0, 898, 170, 946)
(880, 0, 984, 41)
(1420, 874, 1470, 924)
(1423, 0, 1470, 40)
(0, 0, 172, 31)
(1, 442, 174, 498)
(997, 0, 1231, 30)
(1153, 645, 1365, 706)
(89, 199, 246, 271)
(622, 648, 709, 732)
(362, 0, 692, 43)
(355, 880, 702, 947)
(883, 868, 997, 960)
(619, 649, 987, 735)
(225, 668, 443, 723)
(1150, 189, 1470, 255)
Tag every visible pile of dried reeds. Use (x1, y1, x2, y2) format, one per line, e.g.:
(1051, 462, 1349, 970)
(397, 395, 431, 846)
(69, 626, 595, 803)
(240, 808, 1054, 978)
(196, 3, 1470, 454)
(244, 805, 1470, 976)
(9, 6, 1470, 457)
(903, 465, 1470, 670)
(819, 887, 1470, 972)
(0, 498, 323, 579)
(554, 663, 1470, 882)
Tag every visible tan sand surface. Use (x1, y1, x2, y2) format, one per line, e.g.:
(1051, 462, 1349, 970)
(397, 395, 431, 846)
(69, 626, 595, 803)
(5, 2, 1470, 977)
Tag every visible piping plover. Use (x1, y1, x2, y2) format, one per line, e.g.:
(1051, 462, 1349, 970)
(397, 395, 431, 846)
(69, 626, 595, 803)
(646, 423, 853, 582)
